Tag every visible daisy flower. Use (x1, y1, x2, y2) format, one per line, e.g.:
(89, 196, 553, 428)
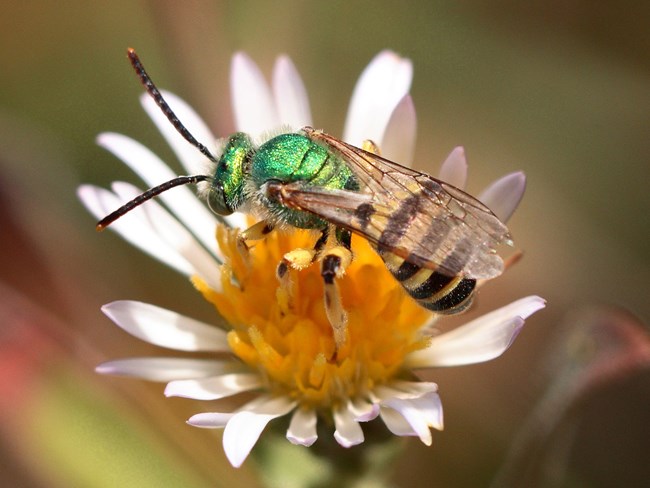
(78, 50, 545, 468)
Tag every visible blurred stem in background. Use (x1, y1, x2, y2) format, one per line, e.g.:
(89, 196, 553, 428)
(493, 307, 650, 488)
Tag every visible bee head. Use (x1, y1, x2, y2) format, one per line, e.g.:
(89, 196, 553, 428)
(207, 132, 253, 215)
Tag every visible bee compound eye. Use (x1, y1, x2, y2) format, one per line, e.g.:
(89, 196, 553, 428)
(207, 182, 233, 216)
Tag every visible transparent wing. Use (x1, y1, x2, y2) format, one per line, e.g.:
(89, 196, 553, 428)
(274, 128, 511, 280)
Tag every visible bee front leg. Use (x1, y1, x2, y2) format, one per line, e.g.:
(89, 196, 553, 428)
(237, 221, 274, 257)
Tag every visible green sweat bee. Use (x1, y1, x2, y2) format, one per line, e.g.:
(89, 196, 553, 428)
(98, 49, 511, 345)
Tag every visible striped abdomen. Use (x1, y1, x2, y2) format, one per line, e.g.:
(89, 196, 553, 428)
(355, 192, 478, 314)
(379, 250, 476, 314)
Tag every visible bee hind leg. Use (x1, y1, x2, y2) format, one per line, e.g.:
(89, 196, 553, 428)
(318, 228, 353, 350)
(275, 226, 353, 351)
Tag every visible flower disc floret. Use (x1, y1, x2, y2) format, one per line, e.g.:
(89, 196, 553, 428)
(193, 225, 431, 410)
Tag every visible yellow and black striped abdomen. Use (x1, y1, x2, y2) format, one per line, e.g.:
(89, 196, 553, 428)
(379, 250, 476, 314)
(364, 190, 477, 314)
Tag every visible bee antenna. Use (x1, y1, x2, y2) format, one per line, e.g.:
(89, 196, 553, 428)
(96, 175, 209, 231)
(127, 48, 219, 163)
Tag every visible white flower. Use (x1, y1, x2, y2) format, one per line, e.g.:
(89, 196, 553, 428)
(79, 51, 544, 468)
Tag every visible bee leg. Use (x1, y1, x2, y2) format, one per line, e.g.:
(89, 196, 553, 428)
(237, 221, 274, 257)
(321, 251, 351, 350)
(279, 226, 328, 272)
(275, 259, 293, 316)
(275, 227, 329, 311)
(319, 228, 353, 350)
(281, 248, 317, 270)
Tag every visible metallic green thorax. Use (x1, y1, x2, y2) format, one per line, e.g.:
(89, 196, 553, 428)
(212, 131, 358, 229)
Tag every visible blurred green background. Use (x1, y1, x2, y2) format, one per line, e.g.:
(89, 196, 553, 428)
(1, 1, 648, 487)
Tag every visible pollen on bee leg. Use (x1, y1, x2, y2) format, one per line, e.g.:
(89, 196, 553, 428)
(283, 248, 317, 270)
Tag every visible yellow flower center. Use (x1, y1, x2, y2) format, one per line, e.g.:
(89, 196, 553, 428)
(193, 225, 431, 410)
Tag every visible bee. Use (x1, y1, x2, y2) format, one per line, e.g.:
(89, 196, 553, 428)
(98, 49, 511, 347)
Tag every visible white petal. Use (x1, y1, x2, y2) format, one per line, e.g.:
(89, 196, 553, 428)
(373, 381, 438, 401)
(438, 147, 468, 189)
(406, 296, 546, 368)
(102, 300, 230, 352)
(348, 398, 380, 422)
(165, 373, 262, 400)
(108, 182, 221, 290)
(333, 406, 364, 448)
(343, 50, 412, 147)
(410, 392, 444, 430)
(77, 184, 194, 275)
(381, 397, 433, 446)
(231, 52, 278, 135)
(390, 379, 439, 395)
(188, 412, 235, 428)
(186, 392, 277, 428)
(272, 55, 312, 129)
(286, 408, 318, 446)
(97, 132, 222, 259)
(140, 90, 218, 175)
(380, 406, 418, 437)
(95, 357, 235, 382)
(223, 396, 296, 467)
(380, 94, 417, 165)
(478, 171, 527, 223)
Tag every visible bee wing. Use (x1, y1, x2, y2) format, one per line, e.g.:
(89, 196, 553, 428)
(285, 128, 512, 279)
